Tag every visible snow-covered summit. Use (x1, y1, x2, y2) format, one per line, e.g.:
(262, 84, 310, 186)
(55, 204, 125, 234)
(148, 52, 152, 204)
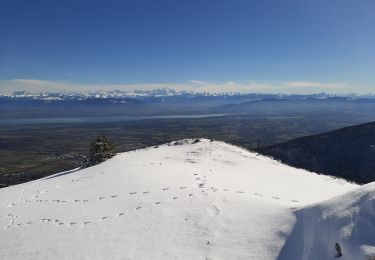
(0, 139, 372, 259)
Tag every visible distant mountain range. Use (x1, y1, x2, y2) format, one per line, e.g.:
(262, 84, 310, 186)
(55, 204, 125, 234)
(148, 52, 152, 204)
(2, 88, 375, 101)
(262, 121, 375, 184)
(4, 88, 234, 101)
(2, 89, 375, 123)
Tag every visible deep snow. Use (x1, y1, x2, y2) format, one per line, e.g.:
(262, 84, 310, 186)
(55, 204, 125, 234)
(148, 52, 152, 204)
(278, 182, 375, 260)
(0, 139, 371, 260)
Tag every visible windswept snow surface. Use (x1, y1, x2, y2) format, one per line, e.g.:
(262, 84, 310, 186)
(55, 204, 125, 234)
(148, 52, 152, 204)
(278, 182, 375, 260)
(0, 139, 362, 259)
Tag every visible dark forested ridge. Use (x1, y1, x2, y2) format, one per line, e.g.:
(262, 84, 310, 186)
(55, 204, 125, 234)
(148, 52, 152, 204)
(261, 121, 375, 184)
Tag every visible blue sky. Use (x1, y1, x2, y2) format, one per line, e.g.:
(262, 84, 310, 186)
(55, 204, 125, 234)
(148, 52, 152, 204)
(0, 0, 374, 94)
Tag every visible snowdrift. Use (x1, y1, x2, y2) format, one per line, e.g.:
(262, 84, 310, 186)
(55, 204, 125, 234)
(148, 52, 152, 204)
(0, 139, 369, 260)
(278, 182, 375, 260)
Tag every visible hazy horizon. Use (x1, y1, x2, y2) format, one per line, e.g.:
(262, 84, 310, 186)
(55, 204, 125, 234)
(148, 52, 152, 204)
(1, 79, 374, 95)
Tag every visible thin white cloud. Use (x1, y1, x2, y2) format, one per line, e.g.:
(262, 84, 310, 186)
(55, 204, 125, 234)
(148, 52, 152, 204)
(286, 81, 345, 88)
(189, 80, 208, 85)
(287, 81, 322, 87)
(0, 78, 371, 95)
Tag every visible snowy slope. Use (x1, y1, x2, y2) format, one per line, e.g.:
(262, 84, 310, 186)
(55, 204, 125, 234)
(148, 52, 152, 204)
(0, 139, 362, 259)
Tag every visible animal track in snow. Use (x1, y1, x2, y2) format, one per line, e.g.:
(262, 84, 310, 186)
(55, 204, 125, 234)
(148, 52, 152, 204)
(3, 179, 303, 231)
